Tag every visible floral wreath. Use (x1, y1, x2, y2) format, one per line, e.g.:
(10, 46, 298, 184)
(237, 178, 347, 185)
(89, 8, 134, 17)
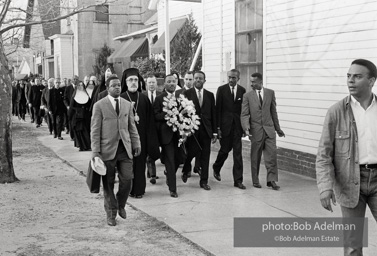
(162, 93, 200, 147)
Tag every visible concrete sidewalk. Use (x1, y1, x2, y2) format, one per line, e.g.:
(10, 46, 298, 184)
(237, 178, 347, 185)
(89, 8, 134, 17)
(38, 129, 377, 256)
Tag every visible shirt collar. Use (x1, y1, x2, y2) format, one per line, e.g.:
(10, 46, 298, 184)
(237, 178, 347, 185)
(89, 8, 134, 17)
(108, 94, 119, 101)
(351, 94, 376, 107)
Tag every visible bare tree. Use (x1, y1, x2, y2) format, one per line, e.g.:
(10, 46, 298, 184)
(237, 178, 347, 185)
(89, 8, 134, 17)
(0, 0, 120, 183)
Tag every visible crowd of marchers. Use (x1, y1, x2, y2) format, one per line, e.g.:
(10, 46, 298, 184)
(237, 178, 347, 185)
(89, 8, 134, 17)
(11, 67, 286, 225)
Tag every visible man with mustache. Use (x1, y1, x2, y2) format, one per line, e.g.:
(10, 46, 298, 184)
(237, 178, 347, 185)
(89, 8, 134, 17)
(120, 68, 160, 199)
(91, 76, 141, 226)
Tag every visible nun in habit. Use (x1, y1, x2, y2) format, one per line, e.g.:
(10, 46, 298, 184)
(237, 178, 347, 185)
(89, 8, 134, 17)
(68, 81, 92, 151)
(120, 68, 160, 198)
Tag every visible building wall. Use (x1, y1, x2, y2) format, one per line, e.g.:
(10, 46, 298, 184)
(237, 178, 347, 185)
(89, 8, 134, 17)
(265, 0, 377, 155)
(156, 0, 203, 36)
(202, 0, 235, 92)
(264, 0, 377, 176)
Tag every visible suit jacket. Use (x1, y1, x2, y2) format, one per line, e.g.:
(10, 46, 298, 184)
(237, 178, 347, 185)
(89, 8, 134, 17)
(64, 84, 75, 108)
(91, 96, 141, 161)
(216, 83, 246, 137)
(29, 85, 44, 107)
(143, 90, 161, 104)
(241, 88, 281, 142)
(183, 88, 216, 139)
(153, 92, 177, 145)
(48, 88, 65, 114)
(41, 87, 51, 108)
(174, 87, 186, 98)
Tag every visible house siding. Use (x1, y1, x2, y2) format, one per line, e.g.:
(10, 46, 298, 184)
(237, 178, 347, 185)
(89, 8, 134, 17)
(265, 0, 377, 176)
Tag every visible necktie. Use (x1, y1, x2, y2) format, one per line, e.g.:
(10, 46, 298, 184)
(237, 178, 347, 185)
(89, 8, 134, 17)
(231, 86, 235, 101)
(198, 89, 202, 107)
(114, 98, 119, 116)
(258, 90, 263, 106)
(151, 92, 154, 105)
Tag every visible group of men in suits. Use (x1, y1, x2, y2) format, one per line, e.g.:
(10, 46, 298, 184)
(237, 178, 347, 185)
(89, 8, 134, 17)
(90, 68, 285, 225)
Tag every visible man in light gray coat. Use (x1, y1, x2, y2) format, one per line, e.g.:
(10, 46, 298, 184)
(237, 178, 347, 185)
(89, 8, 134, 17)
(91, 76, 141, 226)
(241, 72, 285, 190)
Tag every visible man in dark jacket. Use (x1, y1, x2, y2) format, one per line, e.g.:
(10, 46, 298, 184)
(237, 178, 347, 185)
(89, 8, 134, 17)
(28, 78, 45, 128)
(181, 71, 217, 191)
(48, 78, 66, 139)
(213, 69, 246, 189)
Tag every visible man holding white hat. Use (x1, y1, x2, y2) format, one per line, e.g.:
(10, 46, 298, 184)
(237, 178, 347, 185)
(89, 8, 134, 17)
(91, 76, 141, 226)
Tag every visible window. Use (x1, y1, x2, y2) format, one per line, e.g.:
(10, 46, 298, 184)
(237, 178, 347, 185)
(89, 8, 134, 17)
(129, 6, 142, 23)
(235, 0, 263, 88)
(95, 5, 109, 22)
(50, 39, 54, 55)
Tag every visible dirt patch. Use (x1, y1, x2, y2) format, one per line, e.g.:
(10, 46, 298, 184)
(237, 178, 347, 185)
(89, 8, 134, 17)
(0, 118, 211, 256)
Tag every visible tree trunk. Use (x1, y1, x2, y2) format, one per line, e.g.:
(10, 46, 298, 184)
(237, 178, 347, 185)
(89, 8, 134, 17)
(0, 38, 18, 183)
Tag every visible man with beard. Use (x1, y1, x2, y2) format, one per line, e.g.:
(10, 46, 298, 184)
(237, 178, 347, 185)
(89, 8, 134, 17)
(154, 74, 183, 197)
(181, 71, 217, 191)
(120, 68, 160, 198)
(28, 78, 45, 128)
(91, 76, 141, 226)
(48, 78, 66, 140)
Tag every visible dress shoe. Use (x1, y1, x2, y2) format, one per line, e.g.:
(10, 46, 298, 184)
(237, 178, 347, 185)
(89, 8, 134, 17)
(193, 167, 202, 176)
(253, 183, 262, 188)
(118, 208, 127, 219)
(170, 191, 178, 198)
(150, 177, 156, 184)
(107, 218, 116, 226)
(54, 135, 57, 138)
(213, 171, 221, 181)
(58, 137, 63, 140)
(129, 193, 135, 198)
(267, 181, 280, 190)
(200, 183, 211, 190)
(181, 173, 188, 183)
(36, 124, 40, 128)
(135, 195, 143, 199)
(234, 183, 246, 189)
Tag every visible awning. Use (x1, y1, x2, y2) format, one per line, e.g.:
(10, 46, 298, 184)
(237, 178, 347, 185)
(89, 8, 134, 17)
(150, 17, 187, 54)
(107, 37, 149, 63)
(14, 73, 28, 80)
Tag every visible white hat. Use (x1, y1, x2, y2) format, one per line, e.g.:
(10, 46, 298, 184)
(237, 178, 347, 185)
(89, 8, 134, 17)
(90, 157, 106, 176)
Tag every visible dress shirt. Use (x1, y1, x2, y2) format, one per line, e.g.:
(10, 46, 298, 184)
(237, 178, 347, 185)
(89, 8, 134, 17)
(108, 94, 120, 112)
(229, 84, 238, 100)
(350, 95, 377, 164)
(257, 87, 264, 101)
(148, 90, 156, 102)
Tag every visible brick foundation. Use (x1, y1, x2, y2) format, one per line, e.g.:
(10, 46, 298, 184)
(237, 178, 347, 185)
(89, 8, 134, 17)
(211, 140, 316, 179)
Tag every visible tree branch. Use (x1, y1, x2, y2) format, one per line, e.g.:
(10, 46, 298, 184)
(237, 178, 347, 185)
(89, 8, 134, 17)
(0, 3, 100, 35)
(0, 0, 11, 25)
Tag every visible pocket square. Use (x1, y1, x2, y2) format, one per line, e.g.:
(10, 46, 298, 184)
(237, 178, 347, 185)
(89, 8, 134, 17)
(237, 98, 241, 100)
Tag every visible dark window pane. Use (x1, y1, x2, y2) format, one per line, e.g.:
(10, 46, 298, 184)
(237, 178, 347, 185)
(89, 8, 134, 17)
(95, 5, 109, 22)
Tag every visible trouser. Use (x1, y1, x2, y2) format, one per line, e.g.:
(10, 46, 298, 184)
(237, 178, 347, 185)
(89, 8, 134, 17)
(102, 141, 133, 220)
(182, 126, 211, 185)
(250, 130, 278, 184)
(213, 128, 243, 184)
(52, 112, 64, 137)
(340, 167, 377, 256)
(33, 106, 42, 125)
(147, 155, 156, 177)
(162, 135, 180, 192)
